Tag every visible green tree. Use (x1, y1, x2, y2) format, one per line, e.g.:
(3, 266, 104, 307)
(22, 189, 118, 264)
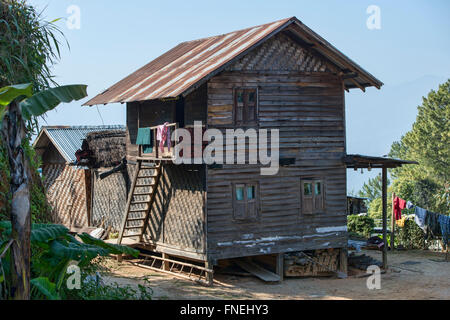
(0, 0, 64, 91)
(358, 173, 390, 202)
(389, 80, 450, 213)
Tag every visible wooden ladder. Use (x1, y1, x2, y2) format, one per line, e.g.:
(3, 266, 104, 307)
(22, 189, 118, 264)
(118, 160, 162, 244)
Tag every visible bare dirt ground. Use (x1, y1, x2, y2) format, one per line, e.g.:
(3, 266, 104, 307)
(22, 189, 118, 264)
(101, 249, 450, 300)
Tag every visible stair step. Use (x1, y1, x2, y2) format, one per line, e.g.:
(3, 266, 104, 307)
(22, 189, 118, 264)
(135, 184, 155, 187)
(118, 160, 162, 245)
(129, 208, 148, 213)
(131, 200, 150, 205)
(122, 234, 140, 238)
(124, 225, 144, 230)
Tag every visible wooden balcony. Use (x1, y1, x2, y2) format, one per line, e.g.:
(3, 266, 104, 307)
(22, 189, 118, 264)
(137, 123, 178, 162)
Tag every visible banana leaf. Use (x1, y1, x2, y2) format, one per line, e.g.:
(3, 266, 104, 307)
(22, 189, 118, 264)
(0, 83, 33, 106)
(20, 84, 87, 120)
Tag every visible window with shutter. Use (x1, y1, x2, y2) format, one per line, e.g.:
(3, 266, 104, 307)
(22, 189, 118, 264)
(232, 182, 259, 221)
(301, 179, 325, 214)
(234, 88, 258, 126)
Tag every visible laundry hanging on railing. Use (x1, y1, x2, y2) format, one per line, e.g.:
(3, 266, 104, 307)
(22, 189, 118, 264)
(157, 122, 171, 154)
(136, 127, 153, 154)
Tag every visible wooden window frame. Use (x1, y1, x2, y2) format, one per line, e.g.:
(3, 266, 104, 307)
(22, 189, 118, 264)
(232, 182, 260, 222)
(233, 87, 258, 127)
(301, 178, 325, 215)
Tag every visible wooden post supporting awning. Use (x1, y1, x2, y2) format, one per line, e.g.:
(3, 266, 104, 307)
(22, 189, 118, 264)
(343, 154, 418, 269)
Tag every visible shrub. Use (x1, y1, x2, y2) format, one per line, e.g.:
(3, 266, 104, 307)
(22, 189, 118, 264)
(347, 215, 375, 239)
(0, 222, 143, 300)
(67, 277, 153, 300)
(396, 219, 427, 249)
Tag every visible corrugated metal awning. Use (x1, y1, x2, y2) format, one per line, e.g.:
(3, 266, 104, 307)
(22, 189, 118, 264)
(85, 16, 383, 106)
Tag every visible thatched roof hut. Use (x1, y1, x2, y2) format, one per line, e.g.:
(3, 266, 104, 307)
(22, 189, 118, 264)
(77, 130, 126, 168)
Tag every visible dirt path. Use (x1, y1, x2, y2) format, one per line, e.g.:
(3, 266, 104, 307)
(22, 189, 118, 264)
(102, 249, 450, 300)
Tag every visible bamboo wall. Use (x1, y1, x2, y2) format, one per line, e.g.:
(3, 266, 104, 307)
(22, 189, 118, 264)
(91, 169, 128, 231)
(127, 163, 207, 256)
(42, 164, 88, 227)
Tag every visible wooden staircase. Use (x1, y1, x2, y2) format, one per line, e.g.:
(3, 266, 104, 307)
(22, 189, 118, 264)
(118, 161, 162, 244)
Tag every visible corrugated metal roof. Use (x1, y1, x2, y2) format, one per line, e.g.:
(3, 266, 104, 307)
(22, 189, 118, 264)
(33, 125, 125, 163)
(85, 16, 383, 106)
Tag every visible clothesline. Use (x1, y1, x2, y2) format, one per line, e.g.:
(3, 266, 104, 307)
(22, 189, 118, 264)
(393, 196, 449, 245)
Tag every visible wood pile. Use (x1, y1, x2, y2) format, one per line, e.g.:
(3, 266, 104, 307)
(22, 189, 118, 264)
(284, 249, 339, 277)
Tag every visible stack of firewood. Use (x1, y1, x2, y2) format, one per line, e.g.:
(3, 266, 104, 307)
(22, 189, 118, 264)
(284, 249, 339, 277)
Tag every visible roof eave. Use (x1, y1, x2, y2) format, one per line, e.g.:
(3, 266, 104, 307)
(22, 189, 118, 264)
(288, 18, 383, 90)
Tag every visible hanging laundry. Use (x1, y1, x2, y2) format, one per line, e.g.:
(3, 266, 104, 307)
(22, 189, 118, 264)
(414, 207, 427, 231)
(157, 122, 172, 154)
(437, 214, 450, 247)
(136, 127, 153, 154)
(406, 201, 414, 210)
(393, 196, 407, 220)
(424, 210, 441, 240)
(396, 217, 406, 228)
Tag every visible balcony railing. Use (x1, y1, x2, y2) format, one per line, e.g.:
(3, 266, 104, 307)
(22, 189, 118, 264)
(137, 123, 178, 161)
(137, 123, 209, 162)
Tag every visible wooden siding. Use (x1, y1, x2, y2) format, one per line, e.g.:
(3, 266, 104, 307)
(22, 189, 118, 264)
(184, 83, 207, 126)
(41, 143, 66, 164)
(206, 31, 347, 260)
(207, 71, 345, 163)
(206, 165, 347, 259)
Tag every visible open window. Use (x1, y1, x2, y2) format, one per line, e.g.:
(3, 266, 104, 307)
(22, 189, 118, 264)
(301, 179, 325, 214)
(234, 88, 258, 126)
(233, 182, 259, 221)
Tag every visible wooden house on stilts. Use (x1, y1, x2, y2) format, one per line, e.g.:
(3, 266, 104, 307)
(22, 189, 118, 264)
(84, 17, 385, 284)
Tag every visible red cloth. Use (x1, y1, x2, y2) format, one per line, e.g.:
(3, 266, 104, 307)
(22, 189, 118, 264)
(393, 197, 407, 220)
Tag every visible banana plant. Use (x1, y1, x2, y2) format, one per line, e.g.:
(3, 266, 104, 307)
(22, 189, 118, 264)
(0, 83, 87, 299)
(0, 222, 139, 300)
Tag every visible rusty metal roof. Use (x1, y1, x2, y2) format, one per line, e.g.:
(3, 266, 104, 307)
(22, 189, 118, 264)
(85, 17, 382, 106)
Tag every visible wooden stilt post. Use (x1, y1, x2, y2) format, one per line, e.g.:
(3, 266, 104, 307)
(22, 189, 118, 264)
(391, 192, 396, 251)
(205, 260, 213, 286)
(276, 253, 284, 282)
(339, 248, 348, 275)
(382, 167, 388, 269)
(162, 253, 170, 271)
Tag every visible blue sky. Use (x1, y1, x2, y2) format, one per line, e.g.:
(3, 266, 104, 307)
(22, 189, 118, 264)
(29, 0, 450, 192)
